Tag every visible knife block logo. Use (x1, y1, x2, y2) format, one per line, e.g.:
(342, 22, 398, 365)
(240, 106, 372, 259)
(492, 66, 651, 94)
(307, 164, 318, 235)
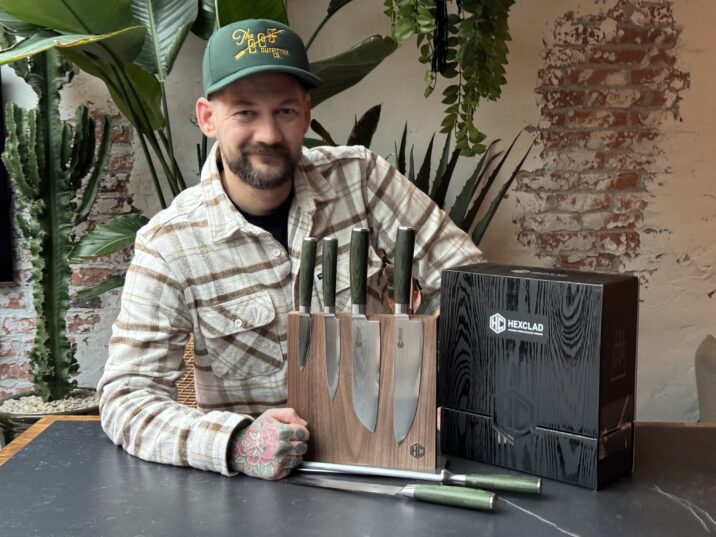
(489, 313, 506, 334)
(409, 443, 425, 459)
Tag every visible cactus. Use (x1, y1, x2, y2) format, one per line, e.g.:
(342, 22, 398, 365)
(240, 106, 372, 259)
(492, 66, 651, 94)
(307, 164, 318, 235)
(1, 48, 111, 401)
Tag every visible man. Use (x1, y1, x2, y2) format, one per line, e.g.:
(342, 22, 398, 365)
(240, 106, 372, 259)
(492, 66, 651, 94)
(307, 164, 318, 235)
(98, 19, 484, 480)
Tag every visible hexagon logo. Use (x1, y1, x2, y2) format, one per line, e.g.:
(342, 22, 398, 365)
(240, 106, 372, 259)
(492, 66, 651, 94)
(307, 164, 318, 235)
(489, 313, 506, 334)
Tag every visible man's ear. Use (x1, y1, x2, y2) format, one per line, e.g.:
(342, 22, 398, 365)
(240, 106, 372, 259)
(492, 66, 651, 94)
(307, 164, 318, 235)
(196, 97, 216, 138)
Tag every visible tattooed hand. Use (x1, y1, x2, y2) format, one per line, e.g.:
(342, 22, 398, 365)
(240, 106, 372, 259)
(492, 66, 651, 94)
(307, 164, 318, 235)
(229, 408, 309, 480)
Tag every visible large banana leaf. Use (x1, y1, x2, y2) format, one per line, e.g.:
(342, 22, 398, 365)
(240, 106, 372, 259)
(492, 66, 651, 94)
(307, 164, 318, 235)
(217, 0, 288, 27)
(70, 213, 150, 261)
(0, 6, 40, 34)
(130, 0, 198, 79)
(0, 26, 145, 66)
(347, 104, 381, 147)
(0, 0, 134, 35)
(309, 35, 398, 108)
(191, 0, 217, 40)
(77, 276, 126, 298)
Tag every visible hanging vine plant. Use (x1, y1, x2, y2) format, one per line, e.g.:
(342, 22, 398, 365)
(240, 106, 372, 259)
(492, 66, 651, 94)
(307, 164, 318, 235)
(384, 0, 514, 156)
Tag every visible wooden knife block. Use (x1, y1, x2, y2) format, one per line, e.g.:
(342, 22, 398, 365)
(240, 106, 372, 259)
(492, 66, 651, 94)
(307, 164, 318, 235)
(287, 312, 437, 472)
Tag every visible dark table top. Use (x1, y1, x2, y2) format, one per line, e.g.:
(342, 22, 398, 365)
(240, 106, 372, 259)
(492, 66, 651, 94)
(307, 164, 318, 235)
(0, 419, 714, 537)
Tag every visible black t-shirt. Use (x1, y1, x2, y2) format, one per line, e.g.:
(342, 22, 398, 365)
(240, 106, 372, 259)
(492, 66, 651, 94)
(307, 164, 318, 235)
(234, 188, 294, 252)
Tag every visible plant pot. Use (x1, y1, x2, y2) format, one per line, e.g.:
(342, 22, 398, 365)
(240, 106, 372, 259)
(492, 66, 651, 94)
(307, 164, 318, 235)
(0, 388, 99, 448)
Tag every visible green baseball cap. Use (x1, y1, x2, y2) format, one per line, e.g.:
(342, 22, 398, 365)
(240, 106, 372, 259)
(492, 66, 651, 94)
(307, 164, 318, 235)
(203, 19, 322, 96)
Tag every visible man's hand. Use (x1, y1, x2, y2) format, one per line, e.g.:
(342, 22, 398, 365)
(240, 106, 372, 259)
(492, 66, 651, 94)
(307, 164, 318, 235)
(229, 408, 309, 480)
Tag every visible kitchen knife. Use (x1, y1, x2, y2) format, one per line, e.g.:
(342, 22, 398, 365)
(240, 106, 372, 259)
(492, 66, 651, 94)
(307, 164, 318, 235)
(322, 237, 340, 399)
(392, 226, 423, 443)
(350, 228, 381, 432)
(299, 461, 542, 495)
(298, 237, 317, 368)
(286, 475, 497, 511)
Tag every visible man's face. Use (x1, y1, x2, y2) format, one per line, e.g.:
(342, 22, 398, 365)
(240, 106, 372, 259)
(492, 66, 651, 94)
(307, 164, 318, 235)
(198, 72, 311, 190)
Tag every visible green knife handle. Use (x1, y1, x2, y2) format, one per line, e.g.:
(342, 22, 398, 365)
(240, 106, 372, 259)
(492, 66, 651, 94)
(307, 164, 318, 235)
(464, 474, 542, 495)
(322, 237, 338, 309)
(299, 237, 318, 309)
(408, 485, 496, 512)
(350, 228, 369, 306)
(394, 226, 415, 308)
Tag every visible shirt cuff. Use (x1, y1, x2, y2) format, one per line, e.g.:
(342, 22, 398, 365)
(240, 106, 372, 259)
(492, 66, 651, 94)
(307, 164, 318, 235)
(186, 411, 253, 476)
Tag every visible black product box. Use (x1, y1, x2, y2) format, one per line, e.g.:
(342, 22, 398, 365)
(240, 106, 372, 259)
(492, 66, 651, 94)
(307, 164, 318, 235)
(438, 263, 638, 489)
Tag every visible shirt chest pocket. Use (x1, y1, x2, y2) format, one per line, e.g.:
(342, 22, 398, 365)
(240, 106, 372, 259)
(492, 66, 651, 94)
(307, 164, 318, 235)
(197, 290, 283, 379)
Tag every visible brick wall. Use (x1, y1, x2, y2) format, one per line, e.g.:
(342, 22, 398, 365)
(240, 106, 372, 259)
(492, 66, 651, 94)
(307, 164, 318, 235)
(0, 111, 136, 400)
(516, 0, 689, 275)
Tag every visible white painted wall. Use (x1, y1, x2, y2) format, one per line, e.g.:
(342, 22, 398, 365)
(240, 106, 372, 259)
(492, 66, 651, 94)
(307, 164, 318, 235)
(2, 1, 713, 420)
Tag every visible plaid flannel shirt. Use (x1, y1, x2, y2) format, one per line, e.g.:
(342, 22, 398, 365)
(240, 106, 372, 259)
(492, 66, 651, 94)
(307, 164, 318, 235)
(98, 143, 484, 475)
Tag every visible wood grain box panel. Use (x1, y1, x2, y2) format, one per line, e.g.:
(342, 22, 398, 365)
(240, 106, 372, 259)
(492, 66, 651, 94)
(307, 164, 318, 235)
(438, 263, 638, 488)
(288, 312, 437, 471)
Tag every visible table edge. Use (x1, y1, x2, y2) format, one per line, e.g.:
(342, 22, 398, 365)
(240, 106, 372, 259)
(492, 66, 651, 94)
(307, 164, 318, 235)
(0, 415, 101, 467)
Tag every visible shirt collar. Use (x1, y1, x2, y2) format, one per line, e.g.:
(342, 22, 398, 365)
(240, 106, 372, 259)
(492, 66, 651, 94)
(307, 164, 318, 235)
(201, 143, 339, 243)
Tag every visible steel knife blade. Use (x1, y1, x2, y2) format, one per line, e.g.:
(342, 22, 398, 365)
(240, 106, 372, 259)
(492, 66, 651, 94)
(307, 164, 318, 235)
(322, 237, 340, 399)
(297, 237, 317, 368)
(286, 475, 497, 511)
(393, 226, 423, 443)
(350, 228, 381, 432)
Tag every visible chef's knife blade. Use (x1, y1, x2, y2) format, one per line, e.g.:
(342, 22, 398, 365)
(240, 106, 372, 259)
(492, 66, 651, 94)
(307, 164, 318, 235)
(298, 237, 317, 368)
(286, 475, 497, 511)
(299, 461, 542, 495)
(322, 237, 340, 399)
(350, 228, 381, 432)
(393, 226, 423, 443)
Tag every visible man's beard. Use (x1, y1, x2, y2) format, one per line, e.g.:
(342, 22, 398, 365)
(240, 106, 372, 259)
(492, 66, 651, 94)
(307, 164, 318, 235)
(225, 142, 298, 190)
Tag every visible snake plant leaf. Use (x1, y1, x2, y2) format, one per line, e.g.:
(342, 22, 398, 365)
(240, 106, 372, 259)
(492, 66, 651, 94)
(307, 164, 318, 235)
(414, 134, 434, 195)
(130, 0, 198, 80)
(0, 26, 146, 65)
(309, 35, 398, 108)
(191, 0, 217, 40)
(76, 276, 126, 298)
(76, 116, 112, 224)
(430, 148, 460, 209)
(347, 104, 381, 147)
(461, 149, 503, 228)
(216, 0, 288, 27)
(449, 139, 499, 227)
(471, 135, 535, 246)
(397, 122, 407, 174)
(0, 0, 134, 35)
(71, 213, 150, 261)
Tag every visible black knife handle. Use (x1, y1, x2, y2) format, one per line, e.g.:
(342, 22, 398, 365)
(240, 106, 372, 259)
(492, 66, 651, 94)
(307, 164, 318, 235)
(350, 228, 369, 306)
(299, 237, 317, 309)
(322, 237, 338, 309)
(394, 226, 415, 308)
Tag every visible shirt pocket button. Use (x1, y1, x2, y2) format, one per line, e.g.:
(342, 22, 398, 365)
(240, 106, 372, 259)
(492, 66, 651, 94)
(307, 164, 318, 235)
(234, 319, 243, 328)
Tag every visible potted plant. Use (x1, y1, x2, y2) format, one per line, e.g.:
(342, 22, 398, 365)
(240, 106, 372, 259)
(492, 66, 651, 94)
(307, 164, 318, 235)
(0, 47, 111, 445)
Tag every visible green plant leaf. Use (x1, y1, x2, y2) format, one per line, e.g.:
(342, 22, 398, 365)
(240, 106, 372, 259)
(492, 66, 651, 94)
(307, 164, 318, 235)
(328, 0, 354, 16)
(216, 0, 287, 26)
(347, 104, 381, 148)
(309, 35, 398, 108)
(309, 119, 336, 146)
(130, 0, 198, 80)
(397, 122, 407, 175)
(303, 137, 326, 149)
(191, 0, 217, 39)
(448, 139, 499, 228)
(0, 6, 40, 34)
(430, 148, 460, 210)
(0, 0, 135, 35)
(414, 134, 434, 195)
(76, 116, 112, 223)
(0, 26, 145, 65)
(472, 135, 535, 246)
(70, 213, 149, 261)
(76, 276, 126, 298)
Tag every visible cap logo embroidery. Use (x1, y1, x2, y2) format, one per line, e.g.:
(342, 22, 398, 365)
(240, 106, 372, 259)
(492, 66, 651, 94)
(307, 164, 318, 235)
(232, 27, 288, 60)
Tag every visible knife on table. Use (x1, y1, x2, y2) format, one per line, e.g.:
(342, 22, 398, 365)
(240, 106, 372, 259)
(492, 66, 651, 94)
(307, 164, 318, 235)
(392, 226, 423, 443)
(297, 237, 317, 368)
(299, 461, 543, 495)
(287, 475, 497, 511)
(322, 237, 340, 399)
(350, 228, 381, 432)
